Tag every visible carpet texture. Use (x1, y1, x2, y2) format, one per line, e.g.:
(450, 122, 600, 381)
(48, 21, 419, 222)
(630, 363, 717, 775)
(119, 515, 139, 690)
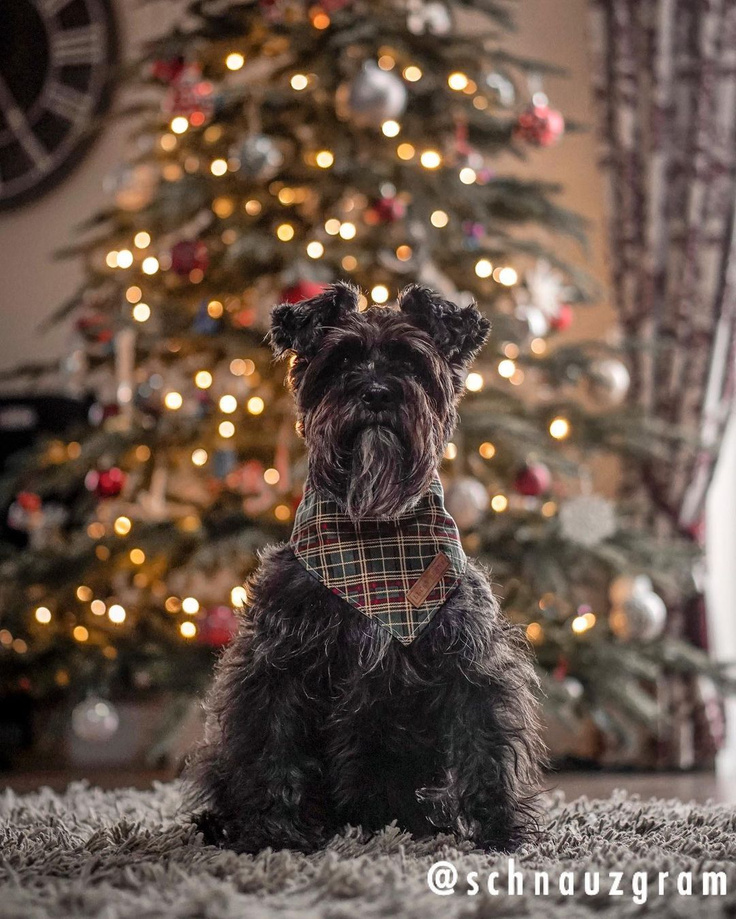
(2, 781, 736, 918)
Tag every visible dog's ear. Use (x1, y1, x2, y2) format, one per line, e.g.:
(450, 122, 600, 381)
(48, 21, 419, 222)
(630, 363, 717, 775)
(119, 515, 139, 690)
(270, 282, 359, 359)
(398, 284, 490, 368)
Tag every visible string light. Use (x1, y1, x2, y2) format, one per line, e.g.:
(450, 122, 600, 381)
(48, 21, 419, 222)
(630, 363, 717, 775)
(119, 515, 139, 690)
(142, 256, 159, 275)
(244, 199, 262, 215)
(219, 420, 235, 438)
(264, 468, 280, 485)
(164, 391, 183, 410)
(207, 299, 223, 318)
(475, 258, 492, 278)
(306, 241, 324, 258)
(114, 516, 132, 536)
(76, 586, 92, 602)
(275, 504, 291, 521)
(211, 158, 228, 176)
(504, 342, 520, 359)
(479, 442, 496, 459)
(431, 210, 449, 228)
(420, 150, 442, 169)
(247, 396, 265, 415)
(195, 370, 213, 389)
(531, 338, 547, 355)
(465, 372, 484, 392)
(473, 96, 489, 110)
(491, 494, 509, 512)
(213, 196, 235, 217)
(73, 625, 89, 642)
(459, 167, 477, 185)
(116, 249, 133, 269)
(277, 223, 295, 241)
(448, 71, 469, 90)
(403, 65, 422, 82)
(35, 606, 51, 624)
(371, 284, 389, 304)
(231, 585, 248, 607)
(396, 244, 412, 261)
(231, 358, 255, 376)
(129, 548, 146, 565)
(315, 150, 334, 168)
(126, 285, 142, 303)
(378, 54, 395, 70)
(192, 448, 208, 467)
(290, 73, 309, 90)
(105, 250, 118, 268)
(171, 116, 188, 134)
(182, 597, 200, 615)
(165, 596, 181, 613)
(219, 394, 238, 413)
(498, 359, 516, 379)
(13, 639, 28, 654)
(381, 120, 401, 137)
(135, 445, 151, 462)
(497, 266, 518, 286)
(225, 51, 245, 71)
(444, 442, 457, 460)
(541, 501, 557, 517)
(549, 416, 571, 440)
(339, 222, 356, 240)
(312, 10, 330, 28)
(96, 546, 110, 560)
(87, 522, 105, 539)
(572, 611, 596, 634)
(325, 218, 341, 235)
(180, 621, 197, 638)
(134, 231, 150, 249)
(132, 302, 150, 322)
(108, 604, 126, 624)
(160, 133, 177, 151)
(91, 599, 106, 616)
(342, 255, 357, 270)
(510, 369, 525, 386)
(526, 622, 544, 645)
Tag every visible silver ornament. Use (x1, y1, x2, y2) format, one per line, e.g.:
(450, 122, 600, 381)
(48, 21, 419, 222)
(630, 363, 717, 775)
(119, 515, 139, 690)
(104, 163, 157, 212)
(589, 358, 630, 406)
(445, 476, 489, 530)
(621, 589, 667, 641)
(347, 62, 408, 126)
(559, 495, 617, 547)
(234, 134, 283, 180)
(486, 71, 516, 107)
(72, 697, 120, 742)
(406, 0, 452, 35)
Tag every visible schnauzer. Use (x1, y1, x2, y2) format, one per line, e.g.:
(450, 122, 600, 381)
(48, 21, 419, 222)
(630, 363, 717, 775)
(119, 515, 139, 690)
(186, 282, 544, 854)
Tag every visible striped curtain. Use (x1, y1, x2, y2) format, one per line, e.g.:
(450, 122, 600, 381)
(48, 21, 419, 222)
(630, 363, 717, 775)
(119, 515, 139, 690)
(588, 0, 736, 764)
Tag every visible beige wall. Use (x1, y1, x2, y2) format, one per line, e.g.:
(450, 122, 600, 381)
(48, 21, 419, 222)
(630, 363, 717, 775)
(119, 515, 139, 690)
(0, 0, 608, 373)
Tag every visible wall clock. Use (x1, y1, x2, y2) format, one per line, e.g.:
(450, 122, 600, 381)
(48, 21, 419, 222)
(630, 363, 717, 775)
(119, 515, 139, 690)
(0, 0, 118, 210)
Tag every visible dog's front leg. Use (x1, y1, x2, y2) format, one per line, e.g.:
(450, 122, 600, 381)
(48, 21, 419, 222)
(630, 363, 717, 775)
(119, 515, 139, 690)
(189, 620, 331, 854)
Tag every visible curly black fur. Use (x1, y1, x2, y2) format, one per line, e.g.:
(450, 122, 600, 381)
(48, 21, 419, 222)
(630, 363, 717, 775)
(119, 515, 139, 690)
(185, 284, 544, 854)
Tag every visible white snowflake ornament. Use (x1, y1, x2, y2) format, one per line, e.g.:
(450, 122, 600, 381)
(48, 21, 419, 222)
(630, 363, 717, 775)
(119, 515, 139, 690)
(559, 495, 617, 547)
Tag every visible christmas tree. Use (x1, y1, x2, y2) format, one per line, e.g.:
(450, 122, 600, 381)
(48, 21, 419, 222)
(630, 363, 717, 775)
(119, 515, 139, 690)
(1, 0, 731, 766)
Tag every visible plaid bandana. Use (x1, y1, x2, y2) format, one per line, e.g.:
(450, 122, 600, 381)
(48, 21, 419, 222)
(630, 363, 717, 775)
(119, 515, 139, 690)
(290, 476, 467, 644)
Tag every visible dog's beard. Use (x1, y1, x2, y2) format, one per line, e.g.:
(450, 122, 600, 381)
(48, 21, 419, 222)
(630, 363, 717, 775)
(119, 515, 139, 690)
(306, 384, 441, 520)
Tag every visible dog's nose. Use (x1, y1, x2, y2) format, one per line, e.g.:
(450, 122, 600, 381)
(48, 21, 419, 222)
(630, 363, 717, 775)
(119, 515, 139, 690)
(361, 384, 392, 412)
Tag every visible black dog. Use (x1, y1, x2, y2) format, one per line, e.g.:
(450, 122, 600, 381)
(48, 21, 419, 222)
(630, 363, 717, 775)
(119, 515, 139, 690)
(186, 283, 543, 853)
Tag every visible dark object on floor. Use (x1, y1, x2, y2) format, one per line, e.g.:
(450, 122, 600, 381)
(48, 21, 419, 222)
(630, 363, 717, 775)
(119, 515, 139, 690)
(186, 284, 543, 853)
(2, 782, 734, 918)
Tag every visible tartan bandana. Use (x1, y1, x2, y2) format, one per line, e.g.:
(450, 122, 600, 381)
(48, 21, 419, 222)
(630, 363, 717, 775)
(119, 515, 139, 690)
(290, 475, 467, 644)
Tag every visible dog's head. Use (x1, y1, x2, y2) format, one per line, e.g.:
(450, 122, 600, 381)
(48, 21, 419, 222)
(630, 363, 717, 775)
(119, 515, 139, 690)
(270, 282, 490, 519)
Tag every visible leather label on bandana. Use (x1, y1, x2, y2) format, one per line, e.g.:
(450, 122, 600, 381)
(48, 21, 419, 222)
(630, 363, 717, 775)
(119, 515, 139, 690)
(407, 552, 451, 608)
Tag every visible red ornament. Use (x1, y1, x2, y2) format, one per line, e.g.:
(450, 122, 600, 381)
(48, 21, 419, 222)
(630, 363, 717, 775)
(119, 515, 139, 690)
(552, 657, 569, 681)
(85, 467, 126, 498)
(163, 64, 215, 124)
(150, 56, 185, 84)
(513, 462, 551, 497)
(367, 196, 406, 225)
(76, 312, 113, 345)
(515, 104, 565, 147)
(17, 491, 42, 512)
(197, 605, 239, 646)
(550, 303, 574, 332)
(171, 239, 209, 276)
(280, 280, 326, 304)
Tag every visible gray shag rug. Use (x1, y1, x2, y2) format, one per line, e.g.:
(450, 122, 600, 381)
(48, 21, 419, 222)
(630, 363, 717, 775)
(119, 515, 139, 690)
(2, 781, 736, 918)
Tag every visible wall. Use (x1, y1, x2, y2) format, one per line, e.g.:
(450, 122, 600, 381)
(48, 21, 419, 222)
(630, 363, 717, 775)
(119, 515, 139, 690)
(0, 0, 608, 373)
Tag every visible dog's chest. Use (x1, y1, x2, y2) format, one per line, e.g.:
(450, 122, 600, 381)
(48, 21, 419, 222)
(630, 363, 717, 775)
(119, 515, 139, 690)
(290, 476, 466, 644)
